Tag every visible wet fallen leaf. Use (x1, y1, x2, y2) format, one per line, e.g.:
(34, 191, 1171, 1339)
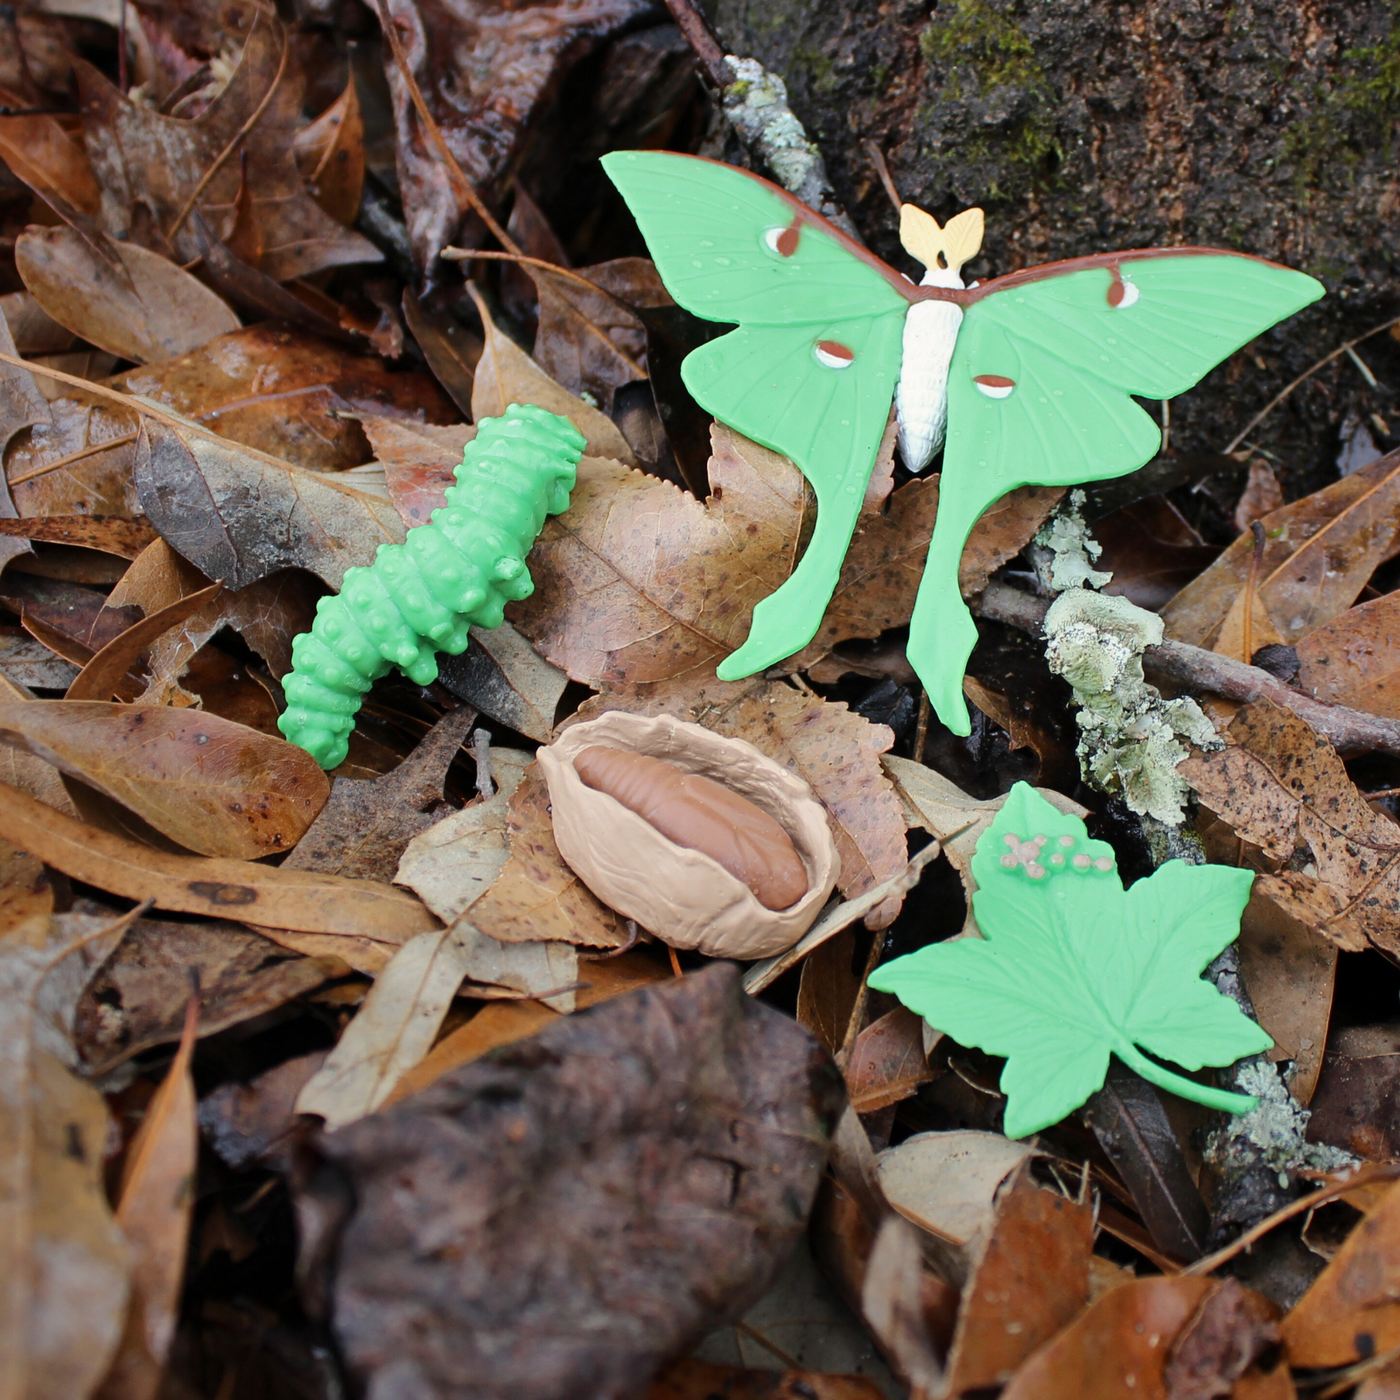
(199, 1050, 329, 1173)
(576, 679, 908, 926)
(360, 413, 470, 525)
(1162, 447, 1400, 651)
(16, 226, 240, 364)
(1163, 1278, 1280, 1400)
(859, 1213, 945, 1393)
(1095, 495, 1221, 613)
(465, 761, 629, 947)
(1295, 590, 1400, 721)
(439, 622, 569, 743)
(76, 918, 335, 1075)
(1180, 701, 1400, 954)
(0, 700, 329, 859)
(133, 416, 406, 590)
(942, 1175, 1095, 1394)
(381, 0, 651, 274)
(0, 778, 436, 938)
(293, 73, 365, 227)
(115, 322, 456, 473)
(401, 291, 481, 419)
(96, 997, 198, 1400)
(0, 514, 157, 558)
(0, 840, 53, 936)
(469, 286, 638, 464)
(394, 746, 534, 922)
(299, 964, 842, 1399)
(1306, 1024, 1400, 1160)
(1280, 1177, 1400, 1365)
(798, 929, 863, 1059)
(0, 910, 134, 1400)
(1084, 1059, 1210, 1263)
(0, 111, 102, 222)
(76, 11, 379, 279)
(0, 309, 48, 572)
(283, 706, 475, 882)
(0, 291, 75, 355)
(512, 425, 805, 687)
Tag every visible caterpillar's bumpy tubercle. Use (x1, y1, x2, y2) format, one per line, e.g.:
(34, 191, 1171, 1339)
(278, 404, 585, 768)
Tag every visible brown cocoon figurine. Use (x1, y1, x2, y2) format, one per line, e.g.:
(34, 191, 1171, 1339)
(538, 712, 840, 959)
(573, 745, 809, 911)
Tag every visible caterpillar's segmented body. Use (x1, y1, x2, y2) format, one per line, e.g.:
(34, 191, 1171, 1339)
(278, 403, 585, 768)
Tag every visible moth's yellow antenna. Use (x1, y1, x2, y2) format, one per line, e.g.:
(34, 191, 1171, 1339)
(899, 203, 984, 274)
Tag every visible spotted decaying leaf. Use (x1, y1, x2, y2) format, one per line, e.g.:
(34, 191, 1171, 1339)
(1180, 700, 1400, 954)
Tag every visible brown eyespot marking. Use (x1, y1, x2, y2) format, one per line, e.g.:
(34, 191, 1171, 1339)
(974, 374, 1016, 400)
(814, 340, 855, 369)
(764, 219, 802, 258)
(1107, 266, 1141, 307)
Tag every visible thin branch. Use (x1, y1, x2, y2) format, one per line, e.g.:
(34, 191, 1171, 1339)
(373, 0, 520, 255)
(865, 139, 903, 215)
(7, 431, 139, 486)
(167, 34, 289, 242)
(1224, 315, 1400, 454)
(976, 580, 1400, 758)
(661, 0, 734, 87)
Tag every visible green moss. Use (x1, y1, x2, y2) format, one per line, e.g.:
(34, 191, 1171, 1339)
(794, 45, 840, 95)
(918, 0, 1061, 192)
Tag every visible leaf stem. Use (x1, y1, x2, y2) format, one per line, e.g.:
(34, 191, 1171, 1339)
(1114, 1041, 1258, 1117)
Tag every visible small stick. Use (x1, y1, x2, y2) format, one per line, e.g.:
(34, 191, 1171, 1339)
(865, 139, 903, 215)
(661, 0, 734, 88)
(668, 944, 683, 977)
(7, 431, 140, 486)
(912, 689, 931, 763)
(1160, 397, 1171, 455)
(471, 726, 494, 799)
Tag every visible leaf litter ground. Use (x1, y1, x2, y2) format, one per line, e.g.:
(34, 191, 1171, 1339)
(0, 3, 1399, 1399)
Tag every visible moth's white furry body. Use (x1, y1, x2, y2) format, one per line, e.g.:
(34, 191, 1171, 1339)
(895, 265, 967, 473)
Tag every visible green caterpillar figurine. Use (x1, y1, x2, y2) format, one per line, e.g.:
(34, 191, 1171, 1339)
(278, 403, 585, 769)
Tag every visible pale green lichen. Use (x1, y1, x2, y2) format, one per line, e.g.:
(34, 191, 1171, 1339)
(1038, 495, 1219, 826)
(1205, 1059, 1355, 1189)
(722, 57, 824, 200)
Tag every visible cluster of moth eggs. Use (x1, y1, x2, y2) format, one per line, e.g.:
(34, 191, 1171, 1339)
(1001, 832, 1115, 880)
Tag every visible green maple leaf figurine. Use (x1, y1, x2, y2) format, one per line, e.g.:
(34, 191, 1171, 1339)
(868, 782, 1272, 1138)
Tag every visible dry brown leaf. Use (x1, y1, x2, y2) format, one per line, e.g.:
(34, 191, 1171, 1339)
(283, 705, 476, 882)
(0, 840, 52, 936)
(1280, 1177, 1400, 1366)
(293, 74, 365, 227)
(115, 322, 455, 473)
(384, 950, 670, 1105)
(0, 910, 135, 1400)
(1162, 447, 1400, 651)
(943, 1176, 1095, 1394)
(1234, 459, 1285, 533)
(574, 679, 908, 926)
(0, 779, 436, 939)
(395, 746, 534, 923)
(362, 413, 472, 526)
(0, 515, 156, 558)
(75, 12, 378, 280)
(76, 917, 334, 1075)
(95, 998, 198, 1400)
(513, 425, 807, 689)
(1236, 888, 1337, 1104)
(4, 390, 139, 518)
(466, 762, 629, 947)
(844, 1006, 935, 1113)
(1180, 701, 1400, 954)
(0, 700, 329, 859)
(1296, 590, 1400, 721)
(0, 306, 47, 573)
(0, 112, 102, 220)
(401, 290, 481, 419)
(133, 416, 406, 590)
(16, 226, 240, 364)
(644, 1359, 885, 1400)
(469, 286, 638, 465)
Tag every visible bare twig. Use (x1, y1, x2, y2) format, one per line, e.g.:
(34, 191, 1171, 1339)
(661, 0, 734, 87)
(1224, 315, 1400, 454)
(976, 579, 1400, 757)
(373, 0, 520, 255)
(471, 726, 493, 800)
(865, 139, 903, 215)
(167, 33, 289, 242)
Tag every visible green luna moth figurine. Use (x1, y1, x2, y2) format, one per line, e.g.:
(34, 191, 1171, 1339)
(601, 151, 1324, 734)
(868, 783, 1272, 1139)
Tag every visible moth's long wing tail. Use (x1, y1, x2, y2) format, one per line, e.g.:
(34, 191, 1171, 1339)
(907, 466, 989, 736)
(717, 463, 867, 679)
